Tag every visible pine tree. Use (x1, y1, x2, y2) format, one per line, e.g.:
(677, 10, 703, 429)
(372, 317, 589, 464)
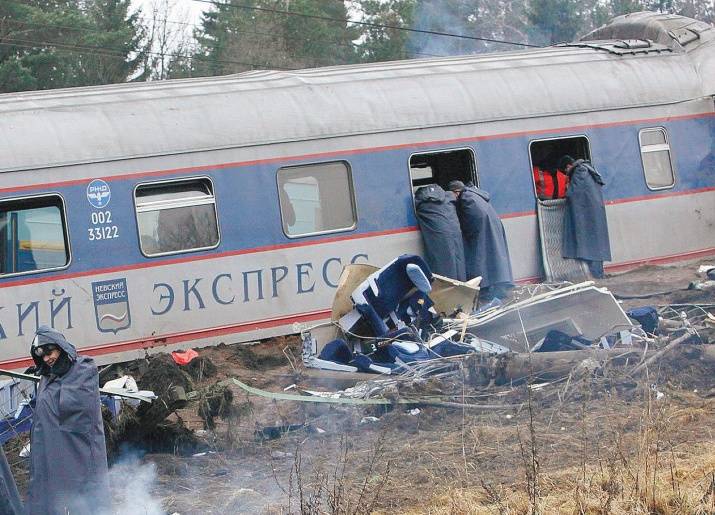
(280, 0, 360, 67)
(359, 0, 416, 62)
(527, 0, 582, 45)
(191, 0, 361, 77)
(0, 1, 39, 91)
(0, 0, 147, 93)
(82, 0, 148, 84)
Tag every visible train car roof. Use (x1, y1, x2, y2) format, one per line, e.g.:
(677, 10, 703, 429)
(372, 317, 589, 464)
(0, 11, 712, 173)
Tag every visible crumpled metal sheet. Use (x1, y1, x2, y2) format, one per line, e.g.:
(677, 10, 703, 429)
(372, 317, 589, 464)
(448, 282, 632, 352)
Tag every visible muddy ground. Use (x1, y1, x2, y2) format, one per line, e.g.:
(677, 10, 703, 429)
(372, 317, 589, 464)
(8, 259, 715, 514)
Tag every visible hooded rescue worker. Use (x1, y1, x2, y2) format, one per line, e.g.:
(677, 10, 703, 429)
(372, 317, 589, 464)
(0, 444, 23, 515)
(558, 155, 612, 278)
(414, 184, 466, 281)
(448, 180, 514, 301)
(26, 326, 110, 515)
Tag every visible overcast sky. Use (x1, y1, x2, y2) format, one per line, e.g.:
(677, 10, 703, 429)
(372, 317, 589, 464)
(130, 0, 208, 27)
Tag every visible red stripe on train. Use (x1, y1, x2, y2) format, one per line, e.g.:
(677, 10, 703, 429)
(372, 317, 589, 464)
(606, 186, 715, 205)
(2, 183, 715, 288)
(605, 246, 715, 272)
(0, 309, 331, 370)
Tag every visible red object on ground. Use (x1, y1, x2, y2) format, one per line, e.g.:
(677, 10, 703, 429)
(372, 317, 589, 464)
(171, 349, 199, 365)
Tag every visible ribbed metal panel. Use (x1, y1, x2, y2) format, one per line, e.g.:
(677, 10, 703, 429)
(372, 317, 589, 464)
(536, 199, 591, 282)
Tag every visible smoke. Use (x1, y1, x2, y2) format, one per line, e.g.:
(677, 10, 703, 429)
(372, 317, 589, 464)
(408, 1, 476, 57)
(30, 446, 164, 515)
(407, 0, 532, 57)
(102, 451, 164, 515)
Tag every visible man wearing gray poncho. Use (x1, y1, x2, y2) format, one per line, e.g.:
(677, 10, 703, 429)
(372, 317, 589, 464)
(26, 326, 110, 515)
(414, 183, 466, 281)
(448, 180, 514, 300)
(558, 155, 611, 278)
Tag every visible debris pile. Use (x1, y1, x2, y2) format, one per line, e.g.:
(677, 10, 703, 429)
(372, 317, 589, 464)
(197, 383, 234, 430)
(103, 353, 236, 456)
(0, 350, 236, 468)
(297, 256, 715, 405)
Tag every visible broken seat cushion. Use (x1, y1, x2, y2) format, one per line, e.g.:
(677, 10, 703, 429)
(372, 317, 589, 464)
(626, 306, 659, 335)
(352, 254, 434, 336)
(538, 330, 591, 352)
(318, 339, 353, 365)
(430, 340, 475, 357)
(350, 354, 399, 374)
(395, 291, 436, 327)
(356, 254, 433, 318)
(374, 340, 431, 364)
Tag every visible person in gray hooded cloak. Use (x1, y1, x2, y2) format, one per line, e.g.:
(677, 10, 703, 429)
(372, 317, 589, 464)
(558, 155, 611, 278)
(26, 326, 110, 515)
(448, 181, 514, 300)
(414, 184, 466, 281)
(0, 444, 23, 515)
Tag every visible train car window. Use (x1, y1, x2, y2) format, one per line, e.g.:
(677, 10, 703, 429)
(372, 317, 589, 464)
(529, 136, 590, 200)
(639, 128, 675, 189)
(409, 148, 477, 192)
(0, 195, 69, 276)
(277, 161, 356, 237)
(134, 178, 219, 256)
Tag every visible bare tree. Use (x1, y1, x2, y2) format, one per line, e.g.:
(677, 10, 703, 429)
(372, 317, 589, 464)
(142, 0, 195, 80)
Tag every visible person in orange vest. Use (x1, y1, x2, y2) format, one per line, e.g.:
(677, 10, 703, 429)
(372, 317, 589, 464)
(533, 165, 570, 200)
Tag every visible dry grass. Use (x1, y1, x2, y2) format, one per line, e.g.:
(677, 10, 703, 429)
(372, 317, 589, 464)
(406, 441, 715, 514)
(99, 361, 715, 515)
(390, 385, 715, 515)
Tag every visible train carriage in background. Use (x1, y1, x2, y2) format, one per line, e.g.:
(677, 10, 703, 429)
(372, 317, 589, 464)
(0, 12, 713, 369)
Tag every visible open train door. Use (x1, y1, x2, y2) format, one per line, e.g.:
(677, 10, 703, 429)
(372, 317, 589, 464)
(529, 137, 592, 281)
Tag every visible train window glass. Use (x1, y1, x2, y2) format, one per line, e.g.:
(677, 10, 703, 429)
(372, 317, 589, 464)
(277, 161, 356, 237)
(409, 148, 477, 192)
(0, 195, 69, 276)
(639, 128, 675, 189)
(135, 178, 219, 256)
(529, 136, 590, 200)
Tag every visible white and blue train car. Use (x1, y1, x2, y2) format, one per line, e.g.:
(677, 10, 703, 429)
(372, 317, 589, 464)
(0, 12, 713, 369)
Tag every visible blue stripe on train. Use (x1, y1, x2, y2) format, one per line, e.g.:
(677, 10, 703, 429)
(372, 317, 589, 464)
(2, 115, 714, 280)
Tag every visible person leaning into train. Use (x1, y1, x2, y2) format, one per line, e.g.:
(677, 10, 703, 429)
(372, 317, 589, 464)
(558, 155, 612, 278)
(447, 180, 514, 301)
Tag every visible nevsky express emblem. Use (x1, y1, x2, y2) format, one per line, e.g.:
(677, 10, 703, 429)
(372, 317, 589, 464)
(92, 278, 131, 334)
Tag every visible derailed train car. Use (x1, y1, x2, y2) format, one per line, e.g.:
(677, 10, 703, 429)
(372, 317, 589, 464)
(0, 12, 713, 369)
